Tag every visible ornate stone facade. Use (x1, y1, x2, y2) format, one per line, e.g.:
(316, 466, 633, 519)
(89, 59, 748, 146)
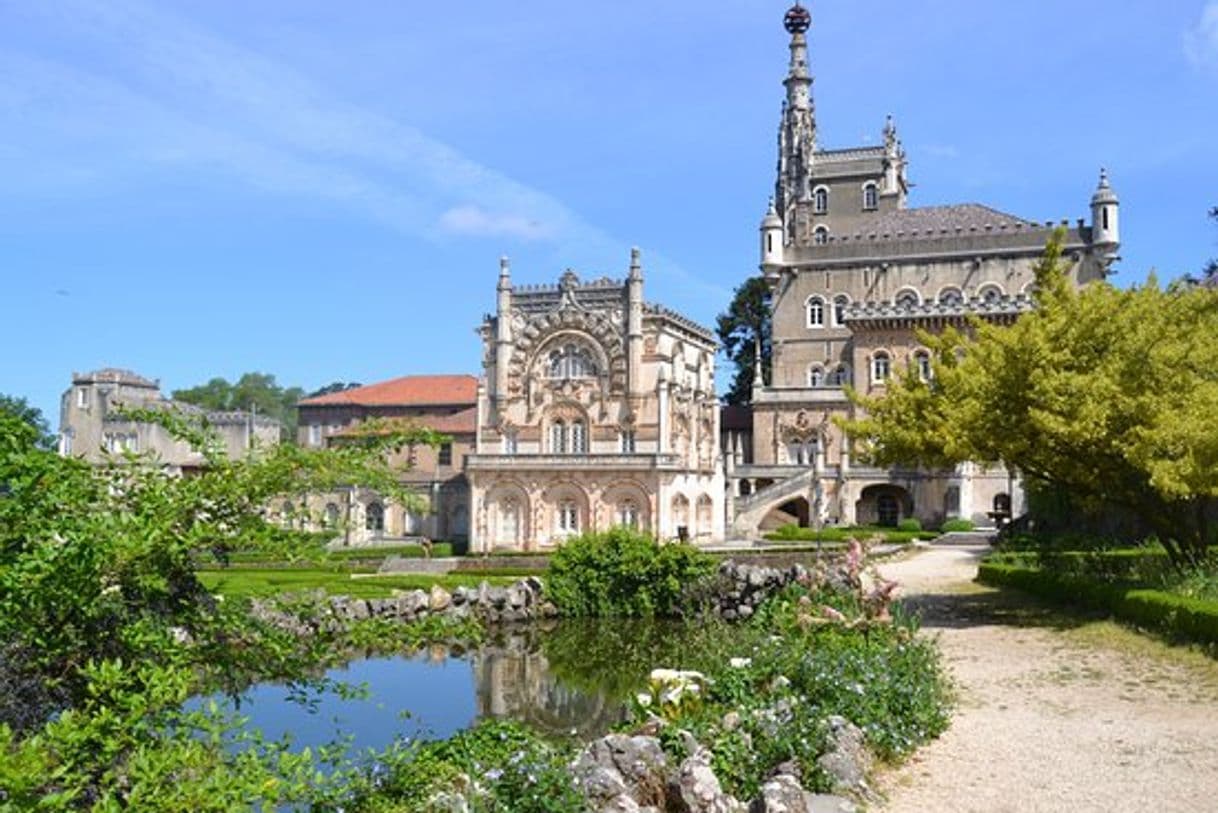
(467, 251, 725, 552)
(729, 4, 1122, 534)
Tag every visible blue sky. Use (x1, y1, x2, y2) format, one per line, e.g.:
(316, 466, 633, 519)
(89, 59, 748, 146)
(4, 0, 1218, 423)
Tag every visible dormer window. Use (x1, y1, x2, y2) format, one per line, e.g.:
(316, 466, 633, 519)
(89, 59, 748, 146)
(863, 183, 878, 210)
(813, 186, 829, 214)
(895, 289, 921, 308)
(938, 287, 964, 307)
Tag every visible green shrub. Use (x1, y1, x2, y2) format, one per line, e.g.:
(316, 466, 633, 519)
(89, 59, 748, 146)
(940, 518, 975, 532)
(977, 561, 1218, 645)
(897, 518, 922, 532)
(545, 527, 715, 618)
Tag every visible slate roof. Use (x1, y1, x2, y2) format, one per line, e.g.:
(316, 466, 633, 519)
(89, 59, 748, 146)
(299, 375, 477, 407)
(866, 204, 1031, 234)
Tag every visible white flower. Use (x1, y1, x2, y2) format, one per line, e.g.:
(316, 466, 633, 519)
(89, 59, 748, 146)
(729, 657, 752, 669)
(636, 692, 653, 707)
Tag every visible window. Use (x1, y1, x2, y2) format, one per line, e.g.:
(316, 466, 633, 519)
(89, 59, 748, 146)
(557, 500, 580, 536)
(914, 350, 932, 382)
(76, 388, 88, 409)
(831, 364, 850, 386)
(502, 431, 518, 455)
(365, 502, 385, 532)
(308, 424, 322, 447)
(938, 287, 964, 307)
(833, 294, 849, 326)
(618, 500, 640, 528)
(125, 433, 139, 453)
(808, 365, 825, 387)
(979, 285, 1004, 305)
(805, 296, 825, 328)
(550, 420, 567, 454)
(620, 430, 637, 454)
(438, 443, 453, 466)
(548, 343, 598, 380)
(60, 432, 73, 456)
(863, 183, 878, 210)
(324, 503, 341, 528)
(813, 186, 829, 214)
(895, 289, 920, 308)
(813, 226, 830, 245)
(872, 352, 891, 383)
(570, 421, 587, 454)
(1102, 208, 1109, 230)
(498, 499, 520, 544)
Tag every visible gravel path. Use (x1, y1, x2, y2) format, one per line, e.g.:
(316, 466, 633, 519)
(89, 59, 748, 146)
(873, 538, 1218, 813)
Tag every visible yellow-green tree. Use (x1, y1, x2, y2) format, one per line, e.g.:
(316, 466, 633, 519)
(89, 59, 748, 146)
(846, 230, 1218, 569)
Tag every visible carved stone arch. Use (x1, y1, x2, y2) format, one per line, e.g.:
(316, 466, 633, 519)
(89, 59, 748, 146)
(484, 479, 531, 550)
(508, 310, 627, 394)
(603, 479, 652, 531)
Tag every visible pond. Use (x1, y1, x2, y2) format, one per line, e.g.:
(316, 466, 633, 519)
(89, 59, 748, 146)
(202, 620, 731, 755)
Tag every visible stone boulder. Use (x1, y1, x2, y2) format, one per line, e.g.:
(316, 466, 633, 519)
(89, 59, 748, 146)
(429, 584, 452, 612)
(815, 717, 873, 801)
(751, 774, 807, 813)
(572, 734, 669, 808)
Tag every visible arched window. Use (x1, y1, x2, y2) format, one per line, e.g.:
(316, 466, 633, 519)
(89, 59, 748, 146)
(914, 350, 932, 382)
(556, 500, 580, 537)
(993, 493, 1012, 514)
(550, 420, 567, 454)
(895, 289, 921, 308)
(872, 352, 891, 384)
(938, 287, 964, 307)
(696, 495, 714, 537)
(813, 186, 829, 214)
(570, 421, 587, 454)
(323, 503, 341, 528)
(863, 183, 878, 211)
(806, 296, 825, 328)
(808, 365, 825, 388)
(978, 285, 1004, 305)
(548, 343, 598, 380)
(365, 502, 385, 532)
(831, 364, 850, 386)
(618, 500, 640, 529)
(833, 294, 850, 326)
(813, 225, 830, 245)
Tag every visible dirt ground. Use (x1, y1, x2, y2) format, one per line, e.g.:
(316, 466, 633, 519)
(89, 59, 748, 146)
(873, 539, 1218, 813)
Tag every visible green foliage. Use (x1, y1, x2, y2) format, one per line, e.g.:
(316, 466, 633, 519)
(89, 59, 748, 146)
(0, 393, 55, 450)
(340, 720, 585, 813)
(545, 528, 716, 618)
(197, 568, 520, 599)
(764, 524, 935, 545)
(640, 580, 950, 800)
(172, 372, 306, 442)
(846, 229, 1218, 571)
(716, 276, 773, 405)
(940, 518, 975, 533)
(978, 560, 1218, 646)
(897, 518, 923, 532)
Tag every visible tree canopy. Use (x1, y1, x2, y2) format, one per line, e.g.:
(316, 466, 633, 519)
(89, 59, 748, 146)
(846, 230, 1218, 569)
(0, 394, 54, 451)
(173, 372, 305, 440)
(715, 276, 772, 406)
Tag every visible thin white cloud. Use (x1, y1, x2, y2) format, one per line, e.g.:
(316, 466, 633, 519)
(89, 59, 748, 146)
(0, 0, 727, 305)
(440, 206, 554, 241)
(1185, 1, 1218, 73)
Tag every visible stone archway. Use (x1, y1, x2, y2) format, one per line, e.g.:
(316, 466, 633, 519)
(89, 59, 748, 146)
(856, 484, 914, 528)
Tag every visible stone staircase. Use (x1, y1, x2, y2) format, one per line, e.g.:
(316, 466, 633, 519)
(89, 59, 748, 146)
(731, 468, 818, 536)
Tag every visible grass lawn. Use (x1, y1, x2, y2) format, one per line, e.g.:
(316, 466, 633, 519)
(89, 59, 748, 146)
(197, 568, 522, 600)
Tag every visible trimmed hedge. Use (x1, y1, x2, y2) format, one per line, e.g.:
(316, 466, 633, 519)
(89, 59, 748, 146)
(977, 562, 1218, 645)
(763, 524, 937, 545)
(940, 518, 975, 532)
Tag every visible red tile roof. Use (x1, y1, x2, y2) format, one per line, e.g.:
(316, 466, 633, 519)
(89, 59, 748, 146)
(299, 375, 478, 407)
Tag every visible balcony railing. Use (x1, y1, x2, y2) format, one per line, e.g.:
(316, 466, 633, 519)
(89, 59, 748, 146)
(466, 453, 685, 471)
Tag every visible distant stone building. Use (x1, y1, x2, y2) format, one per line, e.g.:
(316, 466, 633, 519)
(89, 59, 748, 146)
(466, 252, 725, 552)
(295, 375, 477, 545)
(727, 4, 1121, 534)
(58, 368, 280, 471)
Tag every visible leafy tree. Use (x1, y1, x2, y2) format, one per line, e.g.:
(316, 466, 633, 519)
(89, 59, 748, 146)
(716, 276, 772, 405)
(0, 394, 54, 450)
(173, 372, 306, 441)
(845, 230, 1218, 570)
(1205, 206, 1218, 282)
(308, 381, 363, 398)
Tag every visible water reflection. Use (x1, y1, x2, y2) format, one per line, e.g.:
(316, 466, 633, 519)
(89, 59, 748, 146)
(209, 620, 725, 755)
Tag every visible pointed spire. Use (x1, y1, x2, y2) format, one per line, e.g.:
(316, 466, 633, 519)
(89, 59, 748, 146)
(1092, 167, 1118, 205)
(783, 4, 814, 113)
(629, 246, 642, 280)
(752, 335, 765, 390)
(498, 256, 511, 281)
